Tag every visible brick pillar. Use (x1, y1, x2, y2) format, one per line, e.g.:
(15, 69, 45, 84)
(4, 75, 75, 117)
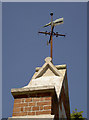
(9, 58, 70, 120)
(12, 92, 52, 116)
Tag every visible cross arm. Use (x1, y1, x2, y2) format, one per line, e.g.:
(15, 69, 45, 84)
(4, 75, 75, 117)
(53, 32, 66, 37)
(38, 31, 65, 37)
(38, 31, 51, 35)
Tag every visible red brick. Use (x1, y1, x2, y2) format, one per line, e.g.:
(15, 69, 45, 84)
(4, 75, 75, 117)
(32, 106, 39, 111)
(28, 112, 35, 115)
(13, 103, 21, 108)
(39, 97, 45, 101)
(44, 106, 51, 110)
(25, 107, 31, 111)
(29, 102, 35, 106)
(33, 97, 39, 101)
(21, 107, 23, 112)
(19, 112, 27, 116)
(21, 103, 28, 107)
(13, 107, 21, 113)
(14, 103, 28, 108)
(45, 97, 51, 101)
(40, 106, 44, 110)
(22, 98, 25, 102)
(36, 110, 51, 115)
(13, 113, 19, 116)
(14, 99, 21, 103)
(25, 98, 32, 102)
(13, 112, 27, 116)
(37, 101, 51, 106)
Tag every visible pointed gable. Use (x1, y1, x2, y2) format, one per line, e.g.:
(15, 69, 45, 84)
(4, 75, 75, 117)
(24, 57, 67, 100)
(10, 57, 70, 119)
(32, 57, 62, 79)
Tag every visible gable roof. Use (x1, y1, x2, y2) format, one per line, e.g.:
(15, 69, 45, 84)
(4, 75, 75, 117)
(32, 57, 63, 79)
(23, 57, 67, 99)
(11, 57, 68, 100)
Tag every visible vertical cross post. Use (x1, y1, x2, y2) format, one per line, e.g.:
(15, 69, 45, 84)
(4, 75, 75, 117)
(50, 12, 53, 60)
(38, 13, 65, 62)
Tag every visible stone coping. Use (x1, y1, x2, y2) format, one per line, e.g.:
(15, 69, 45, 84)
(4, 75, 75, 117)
(11, 85, 55, 97)
(36, 64, 66, 72)
(8, 115, 54, 119)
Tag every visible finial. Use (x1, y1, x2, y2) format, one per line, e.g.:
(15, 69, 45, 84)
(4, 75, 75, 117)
(38, 13, 65, 62)
(50, 12, 53, 16)
(45, 57, 52, 63)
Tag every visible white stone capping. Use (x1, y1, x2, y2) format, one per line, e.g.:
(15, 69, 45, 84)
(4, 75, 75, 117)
(45, 57, 52, 63)
(48, 62, 63, 76)
(33, 57, 63, 79)
(11, 85, 55, 96)
(8, 114, 54, 118)
(36, 64, 66, 72)
(12, 85, 54, 92)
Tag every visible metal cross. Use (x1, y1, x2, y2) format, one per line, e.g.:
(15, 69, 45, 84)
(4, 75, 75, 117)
(38, 13, 65, 60)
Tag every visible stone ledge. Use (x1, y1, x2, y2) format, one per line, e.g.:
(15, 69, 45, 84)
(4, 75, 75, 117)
(36, 64, 66, 72)
(11, 85, 55, 97)
(8, 115, 54, 120)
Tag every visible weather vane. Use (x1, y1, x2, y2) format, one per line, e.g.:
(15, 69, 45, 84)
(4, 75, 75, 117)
(38, 12, 65, 60)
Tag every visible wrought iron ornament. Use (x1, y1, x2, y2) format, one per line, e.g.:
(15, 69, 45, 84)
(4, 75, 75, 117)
(38, 13, 65, 60)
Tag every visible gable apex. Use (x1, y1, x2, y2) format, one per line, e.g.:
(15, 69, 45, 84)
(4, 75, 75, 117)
(32, 57, 62, 79)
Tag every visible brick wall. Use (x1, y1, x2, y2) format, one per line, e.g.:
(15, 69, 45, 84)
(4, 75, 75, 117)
(12, 93, 52, 116)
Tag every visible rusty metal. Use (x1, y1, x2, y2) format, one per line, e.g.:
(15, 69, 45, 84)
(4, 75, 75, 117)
(50, 12, 53, 60)
(38, 31, 51, 35)
(38, 13, 65, 61)
(38, 31, 65, 37)
(54, 32, 65, 37)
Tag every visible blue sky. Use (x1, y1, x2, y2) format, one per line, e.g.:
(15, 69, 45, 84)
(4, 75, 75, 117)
(2, 2, 87, 118)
